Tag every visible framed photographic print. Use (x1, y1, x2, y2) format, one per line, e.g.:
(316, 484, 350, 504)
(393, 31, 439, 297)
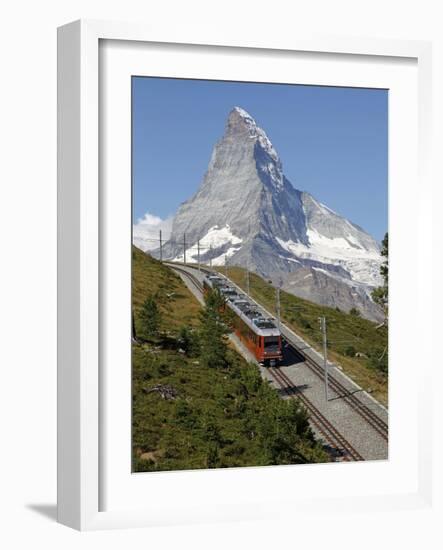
(131, 78, 389, 470)
(57, 19, 433, 530)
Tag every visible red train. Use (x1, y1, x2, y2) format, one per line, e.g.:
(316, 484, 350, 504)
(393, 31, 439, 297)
(203, 274, 282, 366)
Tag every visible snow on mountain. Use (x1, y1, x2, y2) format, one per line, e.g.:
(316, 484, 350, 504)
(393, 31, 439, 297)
(172, 224, 243, 265)
(142, 106, 384, 321)
(276, 227, 382, 287)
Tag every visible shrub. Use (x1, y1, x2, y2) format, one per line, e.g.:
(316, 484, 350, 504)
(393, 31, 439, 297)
(178, 326, 200, 357)
(300, 316, 312, 330)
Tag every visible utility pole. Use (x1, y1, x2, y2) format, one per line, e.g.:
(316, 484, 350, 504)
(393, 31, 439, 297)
(246, 264, 250, 297)
(319, 316, 329, 402)
(159, 229, 163, 262)
(209, 244, 212, 268)
(276, 286, 281, 332)
(183, 233, 186, 265)
(197, 240, 201, 272)
(132, 310, 137, 342)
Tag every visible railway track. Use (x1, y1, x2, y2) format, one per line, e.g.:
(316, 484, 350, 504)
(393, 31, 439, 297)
(167, 263, 205, 293)
(282, 338, 389, 442)
(268, 366, 364, 461)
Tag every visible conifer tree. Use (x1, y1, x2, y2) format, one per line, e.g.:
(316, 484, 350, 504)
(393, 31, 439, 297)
(199, 289, 229, 369)
(371, 232, 388, 367)
(139, 295, 161, 341)
(371, 232, 389, 318)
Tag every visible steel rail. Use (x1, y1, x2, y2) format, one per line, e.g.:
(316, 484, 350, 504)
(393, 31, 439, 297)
(282, 334, 389, 441)
(268, 366, 364, 461)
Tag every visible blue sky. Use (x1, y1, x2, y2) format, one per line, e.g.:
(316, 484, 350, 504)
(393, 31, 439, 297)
(132, 77, 388, 242)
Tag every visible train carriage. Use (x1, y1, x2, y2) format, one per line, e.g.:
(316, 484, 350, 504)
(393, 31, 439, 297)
(203, 274, 283, 366)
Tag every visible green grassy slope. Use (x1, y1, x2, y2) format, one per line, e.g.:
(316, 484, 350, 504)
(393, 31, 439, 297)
(132, 246, 201, 334)
(218, 266, 388, 406)
(132, 247, 329, 471)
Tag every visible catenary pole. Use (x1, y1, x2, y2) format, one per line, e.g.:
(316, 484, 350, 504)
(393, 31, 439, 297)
(209, 245, 212, 268)
(276, 286, 281, 332)
(319, 316, 329, 402)
(246, 264, 250, 297)
(183, 233, 186, 265)
(159, 230, 163, 262)
(197, 240, 200, 272)
(132, 310, 137, 342)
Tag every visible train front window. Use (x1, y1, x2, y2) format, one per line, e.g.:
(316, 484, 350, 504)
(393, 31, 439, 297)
(264, 337, 279, 350)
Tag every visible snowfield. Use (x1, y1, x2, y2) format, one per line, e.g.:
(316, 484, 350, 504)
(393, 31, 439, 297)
(276, 228, 383, 287)
(172, 224, 243, 265)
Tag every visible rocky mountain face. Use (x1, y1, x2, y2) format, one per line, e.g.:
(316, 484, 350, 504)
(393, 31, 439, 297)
(140, 106, 384, 321)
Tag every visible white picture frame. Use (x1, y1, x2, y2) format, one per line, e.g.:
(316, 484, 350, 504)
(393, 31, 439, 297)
(57, 19, 433, 531)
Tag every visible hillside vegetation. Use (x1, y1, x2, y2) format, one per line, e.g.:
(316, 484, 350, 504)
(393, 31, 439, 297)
(217, 266, 388, 405)
(132, 246, 328, 472)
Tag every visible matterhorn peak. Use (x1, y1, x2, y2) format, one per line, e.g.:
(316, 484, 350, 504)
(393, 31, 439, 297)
(226, 105, 257, 131)
(232, 105, 257, 124)
(227, 106, 279, 163)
